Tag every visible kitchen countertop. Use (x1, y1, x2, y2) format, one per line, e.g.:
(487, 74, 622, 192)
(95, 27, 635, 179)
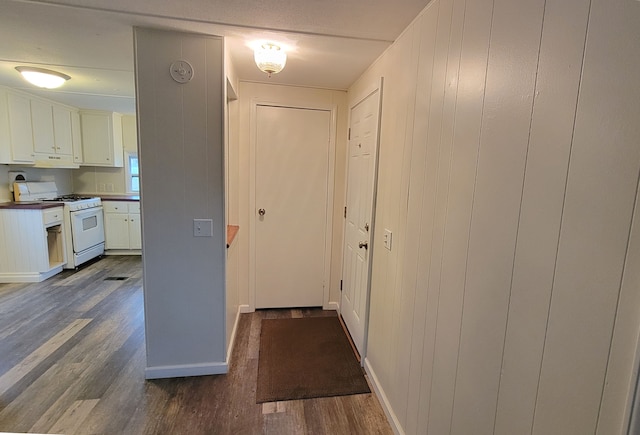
(96, 195, 140, 202)
(0, 201, 64, 210)
(227, 225, 239, 248)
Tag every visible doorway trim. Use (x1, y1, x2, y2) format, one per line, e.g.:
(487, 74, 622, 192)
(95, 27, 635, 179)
(248, 99, 338, 311)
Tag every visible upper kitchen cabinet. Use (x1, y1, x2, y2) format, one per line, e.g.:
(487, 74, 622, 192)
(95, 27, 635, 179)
(71, 111, 83, 164)
(0, 87, 81, 166)
(0, 89, 35, 164)
(31, 99, 55, 155)
(80, 110, 123, 167)
(31, 99, 77, 167)
(121, 115, 137, 153)
(52, 106, 74, 156)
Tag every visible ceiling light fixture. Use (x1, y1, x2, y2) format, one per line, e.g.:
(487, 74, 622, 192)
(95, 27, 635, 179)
(15, 66, 71, 89)
(254, 43, 287, 78)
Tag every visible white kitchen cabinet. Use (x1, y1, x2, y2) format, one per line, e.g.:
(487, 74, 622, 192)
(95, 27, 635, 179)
(31, 99, 56, 155)
(31, 100, 77, 166)
(0, 206, 66, 282)
(0, 87, 81, 165)
(31, 101, 77, 166)
(6, 92, 35, 163)
(104, 201, 141, 252)
(52, 105, 74, 156)
(80, 110, 123, 167)
(121, 115, 137, 152)
(71, 110, 83, 164)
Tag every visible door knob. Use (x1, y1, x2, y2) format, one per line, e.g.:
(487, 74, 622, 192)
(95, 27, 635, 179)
(359, 241, 368, 249)
(258, 208, 266, 216)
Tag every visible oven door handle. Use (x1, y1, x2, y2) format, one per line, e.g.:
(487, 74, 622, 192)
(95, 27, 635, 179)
(71, 206, 103, 218)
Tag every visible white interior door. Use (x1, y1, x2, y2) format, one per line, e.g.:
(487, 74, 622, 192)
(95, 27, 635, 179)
(255, 105, 332, 308)
(341, 87, 382, 356)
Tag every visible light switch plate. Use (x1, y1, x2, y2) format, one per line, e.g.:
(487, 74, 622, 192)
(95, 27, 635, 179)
(193, 219, 213, 237)
(383, 229, 393, 251)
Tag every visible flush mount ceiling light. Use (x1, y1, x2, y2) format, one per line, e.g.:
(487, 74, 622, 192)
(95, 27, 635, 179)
(15, 66, 71, 89)
(254, 43, 287, 78)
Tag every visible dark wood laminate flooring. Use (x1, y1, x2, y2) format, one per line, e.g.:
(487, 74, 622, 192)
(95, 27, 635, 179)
(0, 256, 392, 434)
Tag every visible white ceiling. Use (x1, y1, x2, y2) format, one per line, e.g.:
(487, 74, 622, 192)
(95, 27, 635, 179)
(0, 0, 430, 114)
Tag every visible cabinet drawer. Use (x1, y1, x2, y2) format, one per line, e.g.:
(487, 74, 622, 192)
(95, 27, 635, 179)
(103, 201, 127, 213)
(43, 207, 63, 225)
(128, 202, 140, 213)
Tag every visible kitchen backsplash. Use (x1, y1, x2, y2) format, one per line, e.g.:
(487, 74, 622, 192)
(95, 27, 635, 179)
(0, 165, 74, 202)
(72, 166, 127, 195)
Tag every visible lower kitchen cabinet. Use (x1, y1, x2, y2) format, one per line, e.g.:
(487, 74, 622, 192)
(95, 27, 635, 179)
(103, 201, 141, 252)
(0, 206, 66, 282)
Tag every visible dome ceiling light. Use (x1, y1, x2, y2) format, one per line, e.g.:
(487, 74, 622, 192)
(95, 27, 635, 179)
(15, 66, 71, 89)
(254, 43, 287, 78)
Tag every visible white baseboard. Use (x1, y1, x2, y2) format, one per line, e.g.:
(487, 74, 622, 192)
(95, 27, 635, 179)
(0, 266, 63, 283)
(364, 357, 405, 435)
(145, 362, 228, 379)
(324, 301, 339, 311)
(104, 250, 141, 256)
(226, 305, 243, 364)
(239, 304, 253, 313)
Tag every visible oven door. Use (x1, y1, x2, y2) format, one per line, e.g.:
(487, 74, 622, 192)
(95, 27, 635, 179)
(70, 206, 105, 253)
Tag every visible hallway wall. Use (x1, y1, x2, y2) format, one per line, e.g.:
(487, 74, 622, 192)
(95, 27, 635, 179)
(351, 0, 640, 433)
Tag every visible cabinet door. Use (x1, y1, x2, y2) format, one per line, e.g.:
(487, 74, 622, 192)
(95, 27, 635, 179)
(81, 112, 112, 165)
(128, 213, 142, 249)
(105, 213, 130, 249)
(122, 115, 138, 152)
(71, 111, 83, 163)
(31, 99, 55, 155)
(7, 93, 34, 162)
(52, 106, 73, 155)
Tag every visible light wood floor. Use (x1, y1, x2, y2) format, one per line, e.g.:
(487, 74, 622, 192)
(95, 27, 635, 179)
(0, 256, 392, 434)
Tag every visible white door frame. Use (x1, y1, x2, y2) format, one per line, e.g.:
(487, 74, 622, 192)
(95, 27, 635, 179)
(340, 77, 384, 360)
(248, 99, 337, 311)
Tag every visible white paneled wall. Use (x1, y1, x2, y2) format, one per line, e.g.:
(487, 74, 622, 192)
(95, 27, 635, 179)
(351, 0, 640, 433)
(135, 28, 227, 378)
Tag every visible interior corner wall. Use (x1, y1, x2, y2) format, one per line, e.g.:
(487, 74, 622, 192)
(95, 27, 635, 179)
(134, 28, 226, 377)
(352, 0, 640, 433)
(235, 82, 348, 310)
(224, 47, 241, 348)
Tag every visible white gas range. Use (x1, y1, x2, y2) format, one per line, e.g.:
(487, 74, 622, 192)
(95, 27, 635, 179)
(14, 181, 105, 269)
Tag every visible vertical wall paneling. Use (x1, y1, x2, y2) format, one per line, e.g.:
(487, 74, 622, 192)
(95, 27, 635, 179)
(426, 0, 494, 431)
(378, 23, 418, 410)
(350, 0, 640, 432)
(450, 0, 546, 432)
(414, 0, 465, 431)
(387, 18, 423, 426)
(402, 4, 439, 434)
(598, 179, 640, 434)
(493, 0, 591, 432)
(533, 0, 640, 432)
(593, 2, 640, 433)
(365, 32, 413, 392)
(135, 28, 227, 377)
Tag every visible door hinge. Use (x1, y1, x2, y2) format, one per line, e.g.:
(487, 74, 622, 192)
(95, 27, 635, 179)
(344, 206, 347, 218)
(348, 128, 351, 140)
(340, 279, 343, 291)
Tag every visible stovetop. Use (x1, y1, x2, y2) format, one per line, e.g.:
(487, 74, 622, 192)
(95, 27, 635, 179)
(13, 182, 102, 211)
(42, 195, 102, 211)
(46, 194, 97, 202)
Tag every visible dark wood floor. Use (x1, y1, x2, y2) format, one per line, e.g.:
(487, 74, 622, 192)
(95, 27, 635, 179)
(0, 256, 392, 434)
